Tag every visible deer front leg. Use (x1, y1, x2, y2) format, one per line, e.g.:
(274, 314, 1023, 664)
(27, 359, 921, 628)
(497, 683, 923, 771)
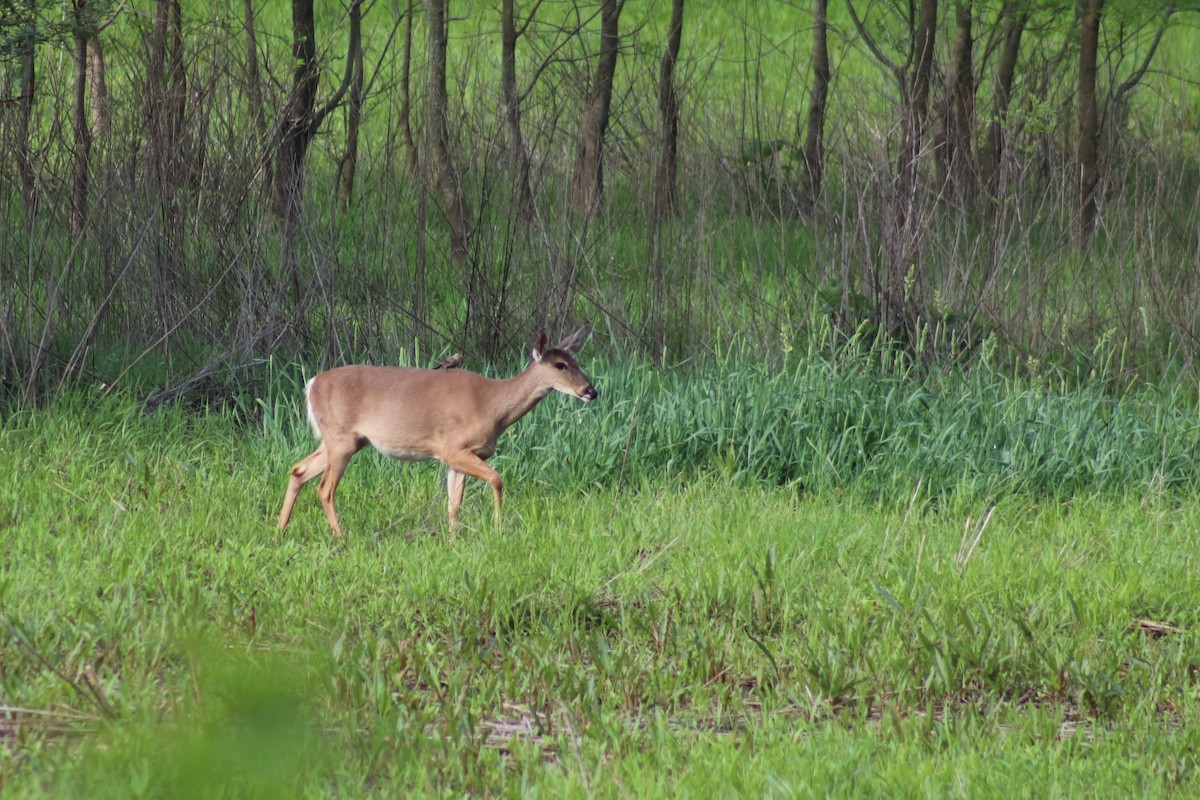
(315, 437, 359, 541)
(442, 453, 503, 527)
(446, 467, 467, 529)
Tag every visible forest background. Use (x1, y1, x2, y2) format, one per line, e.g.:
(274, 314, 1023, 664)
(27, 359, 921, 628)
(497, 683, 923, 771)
(1, 0, 1198, 403)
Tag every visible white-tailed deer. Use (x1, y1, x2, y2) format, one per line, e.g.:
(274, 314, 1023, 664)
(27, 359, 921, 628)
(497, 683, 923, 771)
(277, 328, 598, 538)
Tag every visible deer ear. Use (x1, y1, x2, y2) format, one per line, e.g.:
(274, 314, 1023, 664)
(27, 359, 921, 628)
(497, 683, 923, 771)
(557, 326, 590, 355)
(531, 330, 549, 362)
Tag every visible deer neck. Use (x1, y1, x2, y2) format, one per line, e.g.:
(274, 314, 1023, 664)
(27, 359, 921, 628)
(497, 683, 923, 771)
(492, 363, 553, 431)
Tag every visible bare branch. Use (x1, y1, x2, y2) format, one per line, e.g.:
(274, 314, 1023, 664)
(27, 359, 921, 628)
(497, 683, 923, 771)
(845, 0, 901, 78)
(311, 0, 365, 134)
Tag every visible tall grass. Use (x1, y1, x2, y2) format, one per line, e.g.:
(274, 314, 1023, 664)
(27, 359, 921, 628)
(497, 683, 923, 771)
(250, 330, 1200, 507)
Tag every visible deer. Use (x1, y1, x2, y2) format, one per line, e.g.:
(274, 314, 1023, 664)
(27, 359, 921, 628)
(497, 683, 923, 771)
(277, 328, 598, 538)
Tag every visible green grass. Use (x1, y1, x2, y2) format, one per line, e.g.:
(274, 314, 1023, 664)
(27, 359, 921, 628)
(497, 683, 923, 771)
(4, 353, 1200, 796)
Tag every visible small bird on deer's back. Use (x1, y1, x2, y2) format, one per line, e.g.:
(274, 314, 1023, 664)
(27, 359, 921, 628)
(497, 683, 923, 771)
(433, 353, 463, 370)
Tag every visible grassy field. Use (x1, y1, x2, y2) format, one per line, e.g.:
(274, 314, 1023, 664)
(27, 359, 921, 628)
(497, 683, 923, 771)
(4, 350, 1200, 796)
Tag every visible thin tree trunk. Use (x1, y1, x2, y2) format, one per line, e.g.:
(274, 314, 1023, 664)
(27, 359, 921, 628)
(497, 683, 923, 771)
(399, 0, 419, 177)
(272, 0, 320, 228)
(337, 0, 365, 211)
(150, 3, 185, 176)
(166, 0, 186, 171)
(570, 0, 623, 215)
(70, 3, 92, 236)
(801, 0, 829, 212)
(936, 1, 974, 200)
(147, 0, 186, 200)
(147, 0, 185, 331)
(1075, 0, 1103, 246)
(148, 1, 168, 143)
(272, 0, 319, 312)
(897, 0, 937, 224)
(653, 0, 684, 222)
(887, 0, 937, 336)
(910, 0, 938, 131)
(979, 2, 1026, 200)
(271, 0, 362, 312)
(86, 37, 109, 139)
(16, 41, 36, 209)
(424, 0, 469, 263)
(501, 0, 535, 219)
(844, 0, 937, 337)
(243, 0, 268, 142)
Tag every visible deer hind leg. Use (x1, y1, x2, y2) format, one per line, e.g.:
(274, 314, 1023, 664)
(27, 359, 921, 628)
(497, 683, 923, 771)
(446, 468, 467, 530)
(278, 443, 329, 530)
(442, 452, 503, 528)
(315, 437, 360, 541)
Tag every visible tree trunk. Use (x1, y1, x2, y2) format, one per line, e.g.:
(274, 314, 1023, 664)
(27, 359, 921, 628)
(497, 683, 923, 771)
(272, 0, 320, 229)
(653, 0, 684, 222)
(271, 0, 361, 310)
(86, 37, 109, 139)
(69, 3, 92, 236)
(243, 0, 268, 142)
(273, 0, 357, 311)
(910, 0, 938, 132)
(337, 0, 365, 211)
(16, 39, 36, 209)
(399, 0, 419, 177)
(844, 0, 938, 338)
(424, 0, 469, 263)
(936, 1, 974, 200)
(979, 2, 1027, 200)
(570, 0, 623, 215)
(896, 0, 937, 224)
(501, 0, 535, 219)
(147, 0, 186, 330)
(885, 0, 937, 337)
(147, 0, 185, 206)
(272, 0, 320, 311)
(1075, 0, 1103, 247)
(800, 0, 829, 212)
(166, 1, 186, 148)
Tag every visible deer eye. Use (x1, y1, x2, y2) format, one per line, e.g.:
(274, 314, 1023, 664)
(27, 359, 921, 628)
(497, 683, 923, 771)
(554, 362, 568, 371)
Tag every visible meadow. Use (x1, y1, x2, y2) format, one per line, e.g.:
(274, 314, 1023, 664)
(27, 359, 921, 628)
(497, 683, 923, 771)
(4, 344, 1200, 797)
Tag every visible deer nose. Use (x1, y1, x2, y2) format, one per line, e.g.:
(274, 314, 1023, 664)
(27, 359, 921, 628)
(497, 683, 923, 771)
(581, 385, 598, 402)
